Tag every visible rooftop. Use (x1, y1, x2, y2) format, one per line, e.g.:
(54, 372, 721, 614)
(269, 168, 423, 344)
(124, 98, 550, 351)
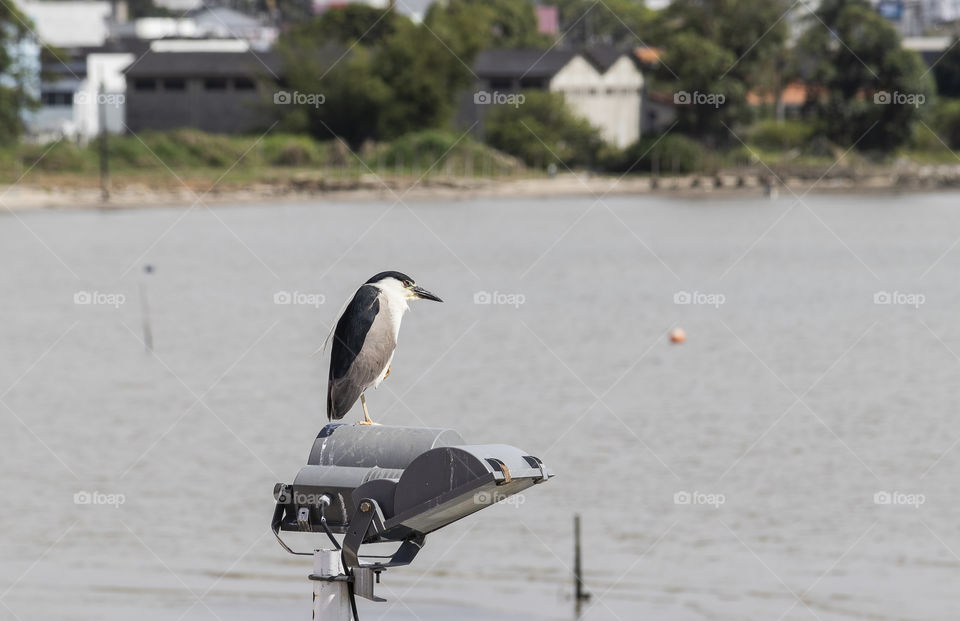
(124, 50, 282, 78)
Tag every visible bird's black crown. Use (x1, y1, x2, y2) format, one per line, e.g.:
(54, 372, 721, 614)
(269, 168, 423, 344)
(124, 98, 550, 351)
(366, 271, 414, 285)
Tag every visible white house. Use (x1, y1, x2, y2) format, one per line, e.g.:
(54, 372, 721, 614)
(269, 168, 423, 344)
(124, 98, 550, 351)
(471, 47, 645, 148)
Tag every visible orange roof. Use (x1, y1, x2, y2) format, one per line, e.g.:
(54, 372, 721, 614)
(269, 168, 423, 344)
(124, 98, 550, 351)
(634, 46, 662, 64)
(747, 81, 809, 106)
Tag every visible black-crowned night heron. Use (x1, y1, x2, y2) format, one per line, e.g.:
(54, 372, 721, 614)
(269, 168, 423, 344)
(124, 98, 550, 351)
(327, 271, 442, 425)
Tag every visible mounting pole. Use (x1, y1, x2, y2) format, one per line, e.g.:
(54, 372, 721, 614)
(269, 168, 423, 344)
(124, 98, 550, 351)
(311, 549, 351, 621)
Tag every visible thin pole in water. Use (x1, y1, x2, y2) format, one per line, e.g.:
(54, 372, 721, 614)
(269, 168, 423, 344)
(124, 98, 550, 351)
(98, 81, 110, 203)
(140, 264, 154, 352)
(574, 514, 590, 617)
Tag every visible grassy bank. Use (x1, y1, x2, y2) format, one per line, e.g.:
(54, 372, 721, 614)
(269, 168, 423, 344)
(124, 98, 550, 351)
(0, 129, 529, 190)
(3, 124, 960, 196)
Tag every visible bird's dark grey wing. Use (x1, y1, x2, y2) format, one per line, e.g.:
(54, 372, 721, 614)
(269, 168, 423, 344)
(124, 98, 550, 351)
(327, 285, 379, 420)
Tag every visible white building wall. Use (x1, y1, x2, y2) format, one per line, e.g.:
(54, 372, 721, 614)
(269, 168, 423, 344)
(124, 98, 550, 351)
(549, 54, 644, 148)
(74, 53, 134, 140)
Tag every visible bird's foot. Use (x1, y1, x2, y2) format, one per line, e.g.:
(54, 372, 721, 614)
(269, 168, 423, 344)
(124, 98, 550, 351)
(357, 419, 381, 426)
(385, 365, 391, 378)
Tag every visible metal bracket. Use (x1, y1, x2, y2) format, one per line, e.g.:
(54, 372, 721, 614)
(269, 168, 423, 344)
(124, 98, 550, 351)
(340, 498, 427, 602)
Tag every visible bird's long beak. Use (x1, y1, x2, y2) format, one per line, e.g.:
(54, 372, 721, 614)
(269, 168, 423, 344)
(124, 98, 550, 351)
(411, 285, 443, 302)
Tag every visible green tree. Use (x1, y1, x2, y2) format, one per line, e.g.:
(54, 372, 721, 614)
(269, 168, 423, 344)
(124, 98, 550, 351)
(0, 3, 37, 143)
(300, 4, 400, 45)
(483, 90, 603, 168)
(655, 32, 746, 146)
(933, 37, 960, 97)
(795, 0, 933, 151)
(556, 0, 655, 48)
(658, 0, 792, 109)
(424, 0, 551, 61)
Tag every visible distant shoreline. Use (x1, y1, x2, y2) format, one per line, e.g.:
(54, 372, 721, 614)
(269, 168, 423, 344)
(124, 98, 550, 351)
(4, 166, 960, 211)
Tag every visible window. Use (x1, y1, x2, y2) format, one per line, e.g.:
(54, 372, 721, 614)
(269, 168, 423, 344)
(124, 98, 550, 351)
(204, 77, 227, 90)
(162, 78, 186, 91)
(489, 78, 512, 90)
(520, 77, 545, 89)
(234, 77, 256, 90)
(133, 78, 156, 91)
(41, 92, 69, 105)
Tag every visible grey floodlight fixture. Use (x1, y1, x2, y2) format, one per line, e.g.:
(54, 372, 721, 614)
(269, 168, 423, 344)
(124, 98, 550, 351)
(271, 423, 553, 617)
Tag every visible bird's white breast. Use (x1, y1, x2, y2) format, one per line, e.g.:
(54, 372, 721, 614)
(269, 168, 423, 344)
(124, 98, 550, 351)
(367, 279, 410, 387)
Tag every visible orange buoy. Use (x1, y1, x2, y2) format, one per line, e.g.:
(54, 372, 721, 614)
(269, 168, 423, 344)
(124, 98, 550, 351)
(669, 328, 686, 344)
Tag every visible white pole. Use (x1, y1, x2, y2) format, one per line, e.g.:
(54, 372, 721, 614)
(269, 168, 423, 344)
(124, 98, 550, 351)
(312, 549, 351, 621)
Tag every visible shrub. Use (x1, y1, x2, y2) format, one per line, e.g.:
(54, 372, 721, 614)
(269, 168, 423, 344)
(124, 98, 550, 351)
(599, 134, 715, 175)
(748, 120, 816, 151)
(483, 90, 603, 168)
(933, 99, 960, 150)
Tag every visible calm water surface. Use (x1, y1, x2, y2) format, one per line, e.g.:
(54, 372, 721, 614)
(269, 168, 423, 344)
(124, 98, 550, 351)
(2, 192, 960, 620)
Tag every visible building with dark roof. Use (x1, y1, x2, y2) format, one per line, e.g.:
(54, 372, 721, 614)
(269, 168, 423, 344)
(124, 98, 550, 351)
(123, 49, 281, 134)
(466, 47, 646, 148)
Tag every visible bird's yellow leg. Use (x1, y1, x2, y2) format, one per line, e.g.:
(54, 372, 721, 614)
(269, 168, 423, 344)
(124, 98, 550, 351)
(358, 393, 379, 425)
(385, 365, 390, 378)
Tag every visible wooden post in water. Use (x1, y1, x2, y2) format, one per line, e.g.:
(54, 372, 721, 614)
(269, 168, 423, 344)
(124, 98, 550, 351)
(140, 264, 154, 352)
(98, 81, 110, 203)
(574, 514, 590, 617)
